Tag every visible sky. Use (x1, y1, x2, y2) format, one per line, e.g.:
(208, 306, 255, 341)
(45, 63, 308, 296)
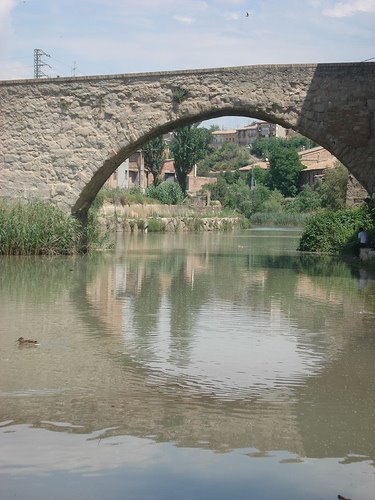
(1, 0, 374, 128)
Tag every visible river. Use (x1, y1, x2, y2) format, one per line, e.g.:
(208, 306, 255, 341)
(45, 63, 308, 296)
(0, 228, 374, 500)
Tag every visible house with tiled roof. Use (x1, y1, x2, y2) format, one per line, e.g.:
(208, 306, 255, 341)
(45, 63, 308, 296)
(238, 146, 339, 188)
(211, 129, 237, 149)
(298, 146, 338, 186)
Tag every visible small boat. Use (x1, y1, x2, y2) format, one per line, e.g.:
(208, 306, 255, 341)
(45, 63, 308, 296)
(17, 337, 38, 345)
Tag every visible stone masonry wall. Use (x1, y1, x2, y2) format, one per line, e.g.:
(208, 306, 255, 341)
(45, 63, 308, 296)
(1, 63, 374, 217)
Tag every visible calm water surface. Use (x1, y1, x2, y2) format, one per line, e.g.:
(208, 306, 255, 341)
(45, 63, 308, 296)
(1, 229, 375, 500)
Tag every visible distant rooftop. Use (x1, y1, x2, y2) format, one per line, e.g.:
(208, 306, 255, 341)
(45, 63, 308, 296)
(211, 130, 237, 135)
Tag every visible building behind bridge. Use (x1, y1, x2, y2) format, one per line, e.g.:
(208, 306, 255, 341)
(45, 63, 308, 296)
(213, 121, 293, 149)
(106, 122, 343, 195)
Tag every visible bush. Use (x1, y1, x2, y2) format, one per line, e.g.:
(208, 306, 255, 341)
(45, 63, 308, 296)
(147, 218, 165, 232)
(298, 205, 373, 254)
(222, 181, 271, 218)
(145, 181, 184, 204)
(287, 185, 323, 213)
(261, 190, 285, 213)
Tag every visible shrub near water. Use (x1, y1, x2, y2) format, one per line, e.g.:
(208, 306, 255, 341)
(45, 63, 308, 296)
(146, 182, 184, 205)
(298, 206, 373, 254)
(0, 200, 81, 255)
(147, 218, 165, 232)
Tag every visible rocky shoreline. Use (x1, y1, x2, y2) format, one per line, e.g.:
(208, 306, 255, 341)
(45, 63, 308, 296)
(97, 202, 243, 232)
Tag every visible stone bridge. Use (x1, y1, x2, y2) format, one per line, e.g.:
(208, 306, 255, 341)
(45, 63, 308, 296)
(0, 62, 374, 221)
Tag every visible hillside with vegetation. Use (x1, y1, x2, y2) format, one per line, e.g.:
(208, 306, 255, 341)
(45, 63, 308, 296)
(197, 134, 348, 225)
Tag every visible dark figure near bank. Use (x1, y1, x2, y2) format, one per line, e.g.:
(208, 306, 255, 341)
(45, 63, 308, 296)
(358, 227, 369, 248)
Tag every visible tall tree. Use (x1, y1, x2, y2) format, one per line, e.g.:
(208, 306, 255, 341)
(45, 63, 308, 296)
(143, 136, 165, 186)
(170, 125, 210, 194)
(317, 162, 349, 210)
(268, 147, 303, 197)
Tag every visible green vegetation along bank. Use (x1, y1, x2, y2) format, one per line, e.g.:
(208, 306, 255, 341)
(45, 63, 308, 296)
(298, 204, 375, 255)
(0, 199, 110, 255)
(96, 187, 245, 233)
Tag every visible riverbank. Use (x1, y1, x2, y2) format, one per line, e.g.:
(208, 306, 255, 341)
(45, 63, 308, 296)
(0, 199, 244, 255)
(97, 202, 244, 232)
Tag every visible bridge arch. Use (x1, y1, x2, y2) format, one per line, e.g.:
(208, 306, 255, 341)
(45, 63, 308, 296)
(0, 63, 374, 218)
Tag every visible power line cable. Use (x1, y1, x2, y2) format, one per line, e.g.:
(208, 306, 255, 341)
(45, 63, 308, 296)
(48, 55, 78, 76)
(49, 55, 72, 69)
(361, 56, 375, 62)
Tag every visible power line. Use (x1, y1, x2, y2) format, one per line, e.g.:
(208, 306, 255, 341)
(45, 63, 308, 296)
(49, 54, 72, 69)
(33, 50, 79, 78)
(34, 48, 51, 78)
(361, 56, 375, 62)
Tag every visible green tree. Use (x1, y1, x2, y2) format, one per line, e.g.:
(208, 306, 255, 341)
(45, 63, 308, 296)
(250, 134, 316, 159)
(250, 137, 281, 159)
(287, 184, 323, 213)
(197, 142, 250, 175)
(170, 125, 209, 194)
(246, 165, 270, 187)
(317, 162, 349, 210)
(209, 174, 272, 218)
(143, 136, 165, 186)
(268, 147, 303, 197)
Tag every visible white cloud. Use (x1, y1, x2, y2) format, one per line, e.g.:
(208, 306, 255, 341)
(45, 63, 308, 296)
(216, 0, 246, 4)
(174, 15, 195, 24)
(0, 0, 17, 32)
(89, 0, 207, 10)
(323, 0, 375, 17)
(0, 0, 18, 65)
(194, 1, 209, 9)
(223, 11, 241, 20)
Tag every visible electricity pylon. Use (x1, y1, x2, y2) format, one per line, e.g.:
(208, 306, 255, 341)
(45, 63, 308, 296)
(34, 49, 51, 78)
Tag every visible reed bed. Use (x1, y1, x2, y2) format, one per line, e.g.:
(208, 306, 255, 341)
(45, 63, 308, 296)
(0, 200, 81, 255)
(249, 211, 312, 227)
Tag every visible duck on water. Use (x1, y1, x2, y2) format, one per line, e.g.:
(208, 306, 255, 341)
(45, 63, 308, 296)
(17, 337, 38, 346)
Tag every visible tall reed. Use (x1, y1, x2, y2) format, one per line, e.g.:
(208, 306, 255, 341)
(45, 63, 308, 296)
(249, 211, 311, 226)
(0, 200, 81, 255)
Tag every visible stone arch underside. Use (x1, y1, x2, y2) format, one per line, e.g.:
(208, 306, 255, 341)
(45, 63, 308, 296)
(0, 62, 374, 216)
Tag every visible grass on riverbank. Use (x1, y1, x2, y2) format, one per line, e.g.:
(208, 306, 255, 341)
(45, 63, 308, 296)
(0, 200, 81, 255)
(249, 211, 312, 226)
(0, 200, 112, 255)
(93, 187, 159, 209)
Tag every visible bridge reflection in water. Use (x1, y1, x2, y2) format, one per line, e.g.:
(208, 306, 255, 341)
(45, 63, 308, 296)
(0, 229, 374, 499)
